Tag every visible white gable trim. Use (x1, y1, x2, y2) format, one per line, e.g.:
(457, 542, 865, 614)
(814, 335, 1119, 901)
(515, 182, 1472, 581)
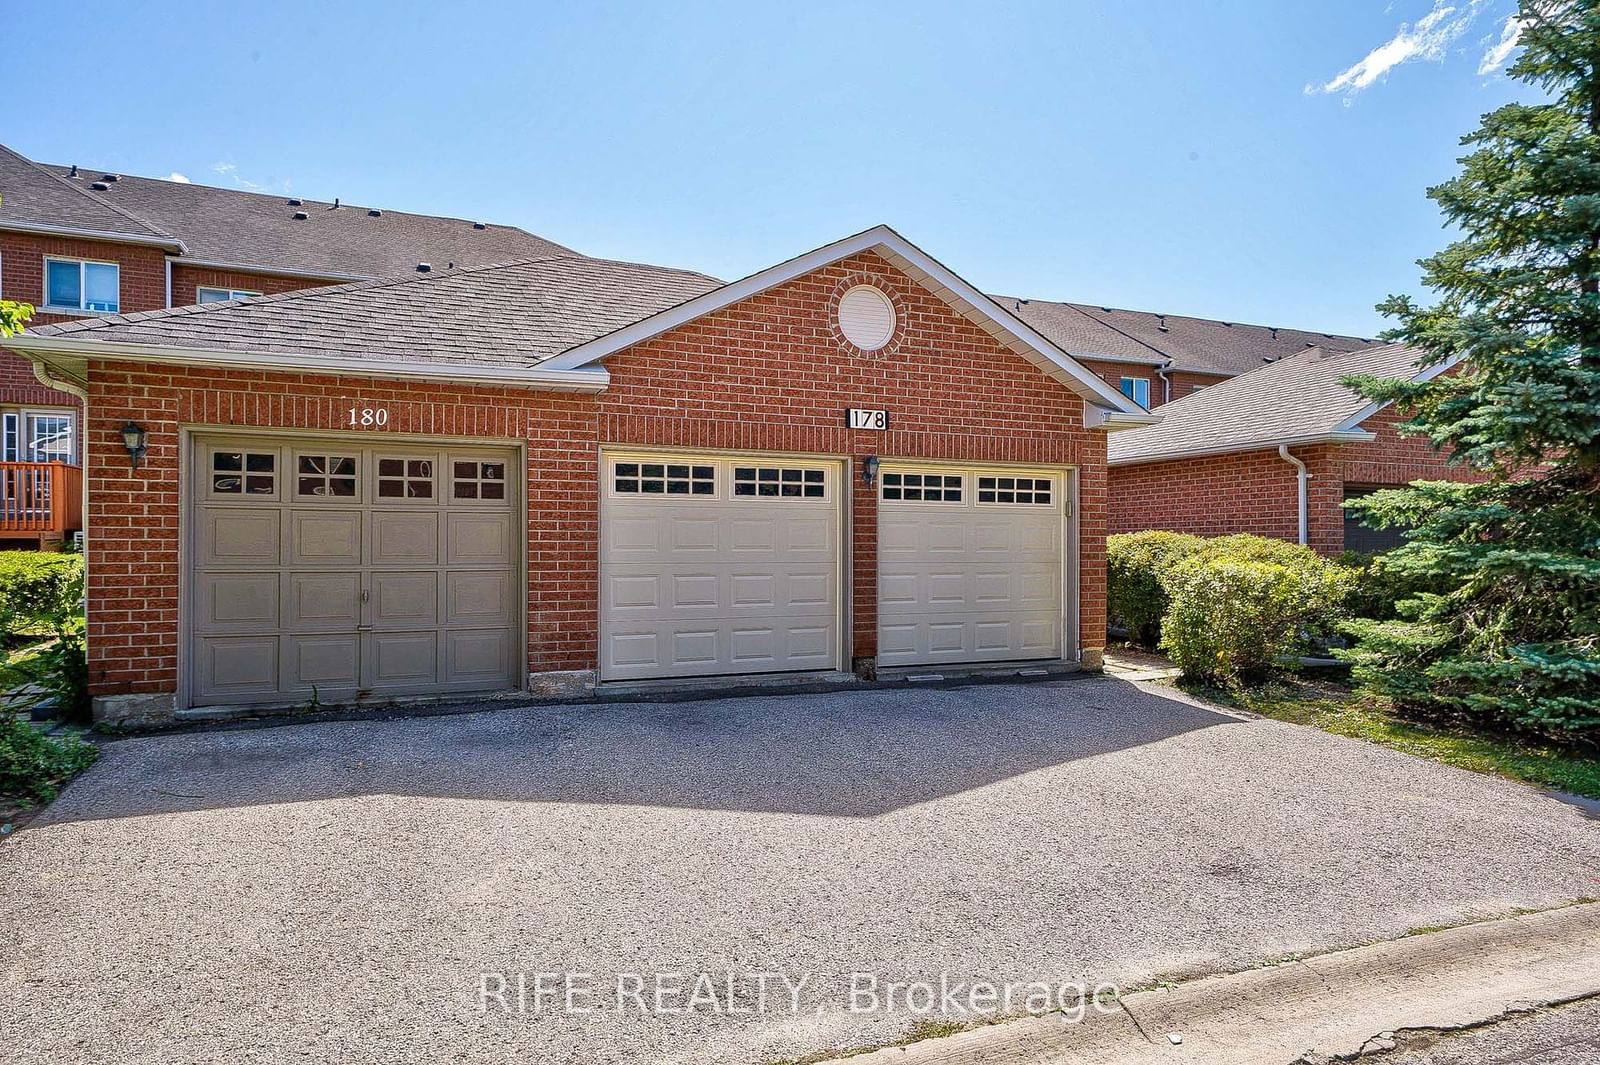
(539, 225, 1150, 417)
(1331, 352, 1464, 433)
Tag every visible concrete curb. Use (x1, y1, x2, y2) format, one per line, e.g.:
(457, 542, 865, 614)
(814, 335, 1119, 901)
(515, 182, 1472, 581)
(819, 902, 1600, 1065)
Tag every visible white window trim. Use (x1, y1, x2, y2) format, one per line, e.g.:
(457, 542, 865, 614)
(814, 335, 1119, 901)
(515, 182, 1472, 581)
(1119, 376, 1151, 408)
(196, 286, 263, 304)
(42, 255, 121, 314)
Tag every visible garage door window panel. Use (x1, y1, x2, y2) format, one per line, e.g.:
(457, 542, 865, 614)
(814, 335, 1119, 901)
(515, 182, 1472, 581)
(882, 471, 963, 503)
(976, 476, 1053, 506)
(209, 448, 279, 498)
(377, 456, 437, 500)
(453, 460, 508, 500)
(294, 453, 358, 499)
(613, 461, 715, 496)
(732, 466, 826, 499)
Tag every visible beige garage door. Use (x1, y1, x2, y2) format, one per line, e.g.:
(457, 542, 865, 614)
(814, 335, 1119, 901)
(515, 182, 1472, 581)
(189, 435, 521, 706)
(599, 452, 842, 681)
(877, 464, 1066, 667)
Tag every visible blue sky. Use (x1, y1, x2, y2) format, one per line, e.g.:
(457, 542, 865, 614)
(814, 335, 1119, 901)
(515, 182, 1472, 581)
(8, 1, 1535, 336)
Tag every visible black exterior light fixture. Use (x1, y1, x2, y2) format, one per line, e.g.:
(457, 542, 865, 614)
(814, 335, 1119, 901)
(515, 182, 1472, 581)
(120, 422, 148, 470)
(861, 455, 880, 487)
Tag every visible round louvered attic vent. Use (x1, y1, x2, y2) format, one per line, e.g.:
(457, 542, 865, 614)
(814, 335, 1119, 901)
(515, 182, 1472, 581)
(837, 285, 896, 351)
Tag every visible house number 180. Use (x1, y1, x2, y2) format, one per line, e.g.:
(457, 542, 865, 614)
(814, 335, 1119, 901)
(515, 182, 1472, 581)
(348, 407, 390, 427)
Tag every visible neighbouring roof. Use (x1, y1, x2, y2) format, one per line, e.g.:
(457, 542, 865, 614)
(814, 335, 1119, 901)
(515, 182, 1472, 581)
(21, 255, 721, 368)
(0, 140, 575, 276)
(38, 163, 576, 278)
(998, 296, 1379, 376)
(0, 145, 178, 247)
(12, 225, 1156, 421)
(1107, 342, 1427, 465)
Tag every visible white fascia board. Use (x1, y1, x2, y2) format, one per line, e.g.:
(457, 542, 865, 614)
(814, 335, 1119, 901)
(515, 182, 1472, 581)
(538, 224, 1148, 416)
(1088, 407, 1163, 430)
(171, 257, 373, 284)
(1332, 352, 1463, 433)
(4, 334, 609, 394)
(1108, 431, 1376, 467)
(0, 219, 185, 253)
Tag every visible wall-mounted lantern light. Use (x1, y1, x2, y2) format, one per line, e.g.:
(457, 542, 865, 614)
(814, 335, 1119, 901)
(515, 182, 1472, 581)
(861, 455, 879, 487)
(120, 422, 148, 470)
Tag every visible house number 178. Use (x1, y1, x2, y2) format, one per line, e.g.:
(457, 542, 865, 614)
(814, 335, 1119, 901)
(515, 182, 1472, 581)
(348, 407, 390, 427)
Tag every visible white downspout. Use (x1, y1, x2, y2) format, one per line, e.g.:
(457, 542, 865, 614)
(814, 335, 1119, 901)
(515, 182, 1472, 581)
(31, 359, 90, 545)
(1278, 444, 1308, 546)
(1156, 360, 1173, 405)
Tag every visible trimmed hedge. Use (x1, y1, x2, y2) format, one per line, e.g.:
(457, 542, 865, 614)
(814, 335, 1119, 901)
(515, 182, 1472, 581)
(1159, 556, 1353, 687)
(1107, 531, 1205, 647)
(0, 552, 84, 636)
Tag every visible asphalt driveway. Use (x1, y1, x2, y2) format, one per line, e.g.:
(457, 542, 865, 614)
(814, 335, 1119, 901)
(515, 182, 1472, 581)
(4, 677, 1599, 1064)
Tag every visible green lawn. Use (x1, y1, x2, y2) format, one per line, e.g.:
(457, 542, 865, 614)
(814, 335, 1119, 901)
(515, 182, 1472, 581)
(1181, 676, 1600, 801)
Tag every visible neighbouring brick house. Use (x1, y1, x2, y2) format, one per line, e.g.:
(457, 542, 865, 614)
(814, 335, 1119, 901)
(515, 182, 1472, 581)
(1106, 343, 1474, 555)
(4, 226, 1155, 723)
(0, 142, 570, 544)
(1000, 296, 1378, 409)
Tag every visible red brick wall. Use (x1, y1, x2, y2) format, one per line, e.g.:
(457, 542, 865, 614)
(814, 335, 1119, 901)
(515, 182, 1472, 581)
(1108, 444, 1344, 554)
(597, 250, 1106, 663)
(82, 249, 1110, 703)
(1166, 370, 1230, 402)
(1076, 359, 1156, 406)
(1341, 406, 1481, 487)
(169, 264, 339, 308)
(1107, 411, 1484, 556)
(1, 232, 166, 409)
(1071, 360, 1233, 407)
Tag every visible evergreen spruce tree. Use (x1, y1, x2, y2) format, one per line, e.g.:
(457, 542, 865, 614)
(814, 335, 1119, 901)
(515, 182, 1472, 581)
(1343, 0, 1600, 738)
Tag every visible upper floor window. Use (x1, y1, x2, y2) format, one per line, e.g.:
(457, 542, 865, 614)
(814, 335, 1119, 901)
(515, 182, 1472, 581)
(197, 286, 261, 304)
(1119, 377, 1151, 408)
(45, 258, 119, 313)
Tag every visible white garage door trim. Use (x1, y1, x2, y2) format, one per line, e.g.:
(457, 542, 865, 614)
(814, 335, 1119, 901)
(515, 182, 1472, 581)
(178, 428, 528, 709)
(877, 461, 1076, 669)
(598, 448, 847, 682)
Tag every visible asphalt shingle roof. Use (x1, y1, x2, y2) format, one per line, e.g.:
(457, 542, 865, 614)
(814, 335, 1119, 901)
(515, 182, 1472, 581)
(1107, 342, 1426, 464)
(37, 162, 575, 278)
(0, 145, 175, 244)
(24, 255, 722, 368)
(1001, 296, 1379, 376)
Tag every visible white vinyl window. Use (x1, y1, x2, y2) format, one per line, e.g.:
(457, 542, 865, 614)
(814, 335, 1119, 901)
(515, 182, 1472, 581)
(197, 286, 261, 304)
(25, 413, 74, 462)
(1119, 377, 1151, 408)
(1, 413, 19, 461)
(45, 257, 119, 313)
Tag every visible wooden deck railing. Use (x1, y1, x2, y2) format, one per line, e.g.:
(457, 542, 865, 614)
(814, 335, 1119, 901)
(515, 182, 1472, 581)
(0, 462, 83, 544)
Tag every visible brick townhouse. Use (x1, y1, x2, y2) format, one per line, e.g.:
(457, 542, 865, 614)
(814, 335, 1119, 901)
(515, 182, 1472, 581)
(4, 225, 1157, 723)
(1107, 343, 1475, 554)
(1004, 296, 1379, 409)
(0, 142, 570, 544)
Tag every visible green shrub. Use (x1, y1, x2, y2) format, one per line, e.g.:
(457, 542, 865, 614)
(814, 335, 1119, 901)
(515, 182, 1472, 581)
(9, 568, 90, 723)
(1333, 549, 1460, 623)
(0, 713, 97, 806)
(1160, 556, 1354, 688)
(1107, 531, 1205, 646)
(1196, 534, 1325, 571)
(0, 552, 84, 638)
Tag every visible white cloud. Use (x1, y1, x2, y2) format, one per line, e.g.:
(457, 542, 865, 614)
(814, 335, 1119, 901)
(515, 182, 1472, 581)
(1310, 0, 1489, 101)
(165, 171, 191, 184)
(211, 160, 267, 192)
(1477, 12, 1524, 74)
